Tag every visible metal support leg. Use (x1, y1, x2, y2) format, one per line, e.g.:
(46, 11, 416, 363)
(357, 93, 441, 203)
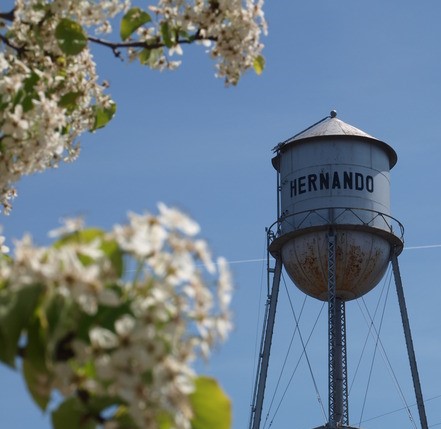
(249, 255, 283, 429)
(391, 251, 429, 429)
(338, 298, 349, 425)
(328, 231, 349, 428)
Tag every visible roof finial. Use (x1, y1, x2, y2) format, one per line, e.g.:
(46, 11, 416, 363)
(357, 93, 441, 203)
(330, 110, 337, 118)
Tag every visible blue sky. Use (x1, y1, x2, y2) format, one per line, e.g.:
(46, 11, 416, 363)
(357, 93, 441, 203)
(1, 0, 441, 428)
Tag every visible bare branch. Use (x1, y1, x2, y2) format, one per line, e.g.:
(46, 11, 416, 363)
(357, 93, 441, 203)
(88, 36, 124, 59)
(0, 9, 15, 22)
(88, 33, 217, 56)
(88, 36, 163, 51)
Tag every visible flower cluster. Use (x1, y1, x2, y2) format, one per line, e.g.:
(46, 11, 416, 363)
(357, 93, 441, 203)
(0, 1, 265, 213)
(0, 204, 232, 429)
(139, 0, 267, 83)
(0, 0, 130, 213)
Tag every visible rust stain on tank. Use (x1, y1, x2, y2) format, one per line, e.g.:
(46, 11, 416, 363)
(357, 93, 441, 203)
(342, 245, 364, 286)
(360, 247, 384, 289)
(302, 240, 323, 283)
(281, 230, 392, 301)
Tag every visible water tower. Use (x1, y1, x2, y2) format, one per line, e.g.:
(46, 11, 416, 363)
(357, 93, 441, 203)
(249, 112, 428, 429)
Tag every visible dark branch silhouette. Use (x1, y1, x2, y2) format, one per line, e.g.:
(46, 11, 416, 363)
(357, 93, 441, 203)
(0, 9, 15, 22)
(88, 33, 217, 58)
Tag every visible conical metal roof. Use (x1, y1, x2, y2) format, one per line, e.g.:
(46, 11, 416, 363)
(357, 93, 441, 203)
(286, 116, 376, 143)
(273, 112, 397, 168)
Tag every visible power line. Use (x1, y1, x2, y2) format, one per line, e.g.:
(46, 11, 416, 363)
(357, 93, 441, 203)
(126, 242, 441, 274)
(361, 394, 441, 426)
(214, 242, 441, 267)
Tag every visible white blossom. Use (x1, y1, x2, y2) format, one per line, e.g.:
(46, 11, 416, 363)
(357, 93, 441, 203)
(158, 202, 200, 236)
(90, 326, 119, 349)
(0, 205, 233, 429)
(0, 227, 9, 254)
(48, 217, 85, 238)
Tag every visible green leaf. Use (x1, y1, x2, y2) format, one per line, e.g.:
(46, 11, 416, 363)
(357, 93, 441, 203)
(12, 89, 25, 107)
(158, 412, 173, 429)
(23, 317, 52, 410)
(120, 8, 151, 41)
(22, 94, 38, 112)
(54, 227, 102, 246)
(138, 48, 162, 67)
(0, 100, 9, 112)
(111, 405, 138, 428)
(43, 293, 86, 363)
(24, 72, 40, 93)
(54, 228, 123, 277)
(23, 358, 52, 410)
(11, 74, 40, 112)
(0, 284, 44, 367)
(76, 300, 133, 341)
(52, 397, 96, 429)
(138, 48, 151, 64)
(190, 377, 231, 429)
(91, 102, 116, 131)
(160, 22, 173, 48)
(253, 55, 265, 75)
(101, 239, 124, 278)
(178, 30, 191, 42)
(88, 396, 120, 415)
(53, 396, 130, 429)
(59, 91, 82, 113)
(21, 72, 41, 112)
(55, 18, 88, 56)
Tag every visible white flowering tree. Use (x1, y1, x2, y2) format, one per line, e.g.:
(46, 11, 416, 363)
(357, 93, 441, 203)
(0, 0, 266, 213)
(0, 205, 233, 428)
(0, 0, 267, 428)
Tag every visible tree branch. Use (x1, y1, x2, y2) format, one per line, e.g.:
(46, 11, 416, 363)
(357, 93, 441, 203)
(0, 33, 24, 54)
(0, 9, 15, 22)
(88, 33, 217, 57)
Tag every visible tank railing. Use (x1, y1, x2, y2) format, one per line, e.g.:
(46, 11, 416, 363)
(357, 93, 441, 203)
(268, 207, 404, 244)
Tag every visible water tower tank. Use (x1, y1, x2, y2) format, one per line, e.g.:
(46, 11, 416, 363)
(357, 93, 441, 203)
(269, 112, 404, 301)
